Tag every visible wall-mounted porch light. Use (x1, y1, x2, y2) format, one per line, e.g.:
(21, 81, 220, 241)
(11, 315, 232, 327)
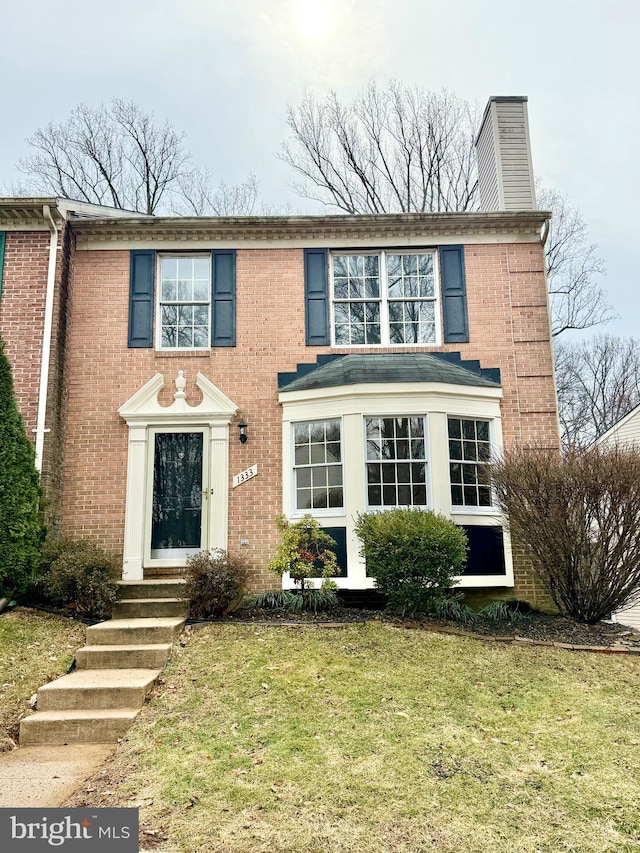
(238, 420, 248, 444)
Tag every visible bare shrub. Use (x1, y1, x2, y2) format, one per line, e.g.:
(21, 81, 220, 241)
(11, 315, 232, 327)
(491, 445, 640, 623)
(185, 549, 248, 618)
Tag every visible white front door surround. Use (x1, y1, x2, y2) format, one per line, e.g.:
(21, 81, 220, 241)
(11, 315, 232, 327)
(118, 371, 238, 580)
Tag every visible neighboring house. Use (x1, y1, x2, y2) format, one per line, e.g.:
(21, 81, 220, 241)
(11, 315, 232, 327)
(596, 403, 640, 628)
(0, 96, 560, 608)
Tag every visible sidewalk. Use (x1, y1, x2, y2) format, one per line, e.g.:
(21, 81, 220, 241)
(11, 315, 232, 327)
(0, 744, 113, 807)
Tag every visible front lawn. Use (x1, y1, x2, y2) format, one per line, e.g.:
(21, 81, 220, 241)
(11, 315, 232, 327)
(70, 623, 640, 852)
(0, 607, 84, 741)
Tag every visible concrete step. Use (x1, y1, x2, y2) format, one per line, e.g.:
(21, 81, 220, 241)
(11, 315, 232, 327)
(20, 709, 139, 745)
(117, 579, 187, 600)
(113, 598, 189, 619)
(75, 643, 173, 670)
(37, 669, 160, 711)
(86, 617, 186, 646)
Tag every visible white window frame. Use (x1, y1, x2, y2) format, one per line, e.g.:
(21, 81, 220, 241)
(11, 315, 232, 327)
(156, 254, 211, 351)
(329, 249, 441, 348)
(448, 415, 495, 515)
(363, 415, 431, 510)
(291, 417, 345, 517)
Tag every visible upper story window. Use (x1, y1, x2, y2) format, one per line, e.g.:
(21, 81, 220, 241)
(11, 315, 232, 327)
(158, 256, 210, 349)
(448, 417, 492, 508)
(331, 251, 438, 346)
(365, 416, 428, 507)
(293, 419, 344, 512)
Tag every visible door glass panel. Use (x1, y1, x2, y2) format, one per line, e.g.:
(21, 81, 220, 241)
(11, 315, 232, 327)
(151, 432, 203, 558)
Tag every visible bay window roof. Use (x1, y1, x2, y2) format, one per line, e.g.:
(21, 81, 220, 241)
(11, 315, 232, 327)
(278, 352, 501, 393)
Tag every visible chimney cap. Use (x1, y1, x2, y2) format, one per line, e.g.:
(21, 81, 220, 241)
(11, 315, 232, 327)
(474, 96, 529, 146)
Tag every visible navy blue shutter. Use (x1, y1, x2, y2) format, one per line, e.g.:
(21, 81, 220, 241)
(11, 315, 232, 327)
(304, 248, 330, 346)
(128, 250, 155, 348)
(211, 250, 236, 347)
(439, 245, 469, 343)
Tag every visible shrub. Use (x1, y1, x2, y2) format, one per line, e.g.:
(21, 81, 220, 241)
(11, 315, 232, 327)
(492, 444, 640, 624)
(354, 508, 468, 617)
(42, 538, 119, 619)
(185, 549, 247, 618)
(0, 336, 45, 599)
(267, 515, 340, 610)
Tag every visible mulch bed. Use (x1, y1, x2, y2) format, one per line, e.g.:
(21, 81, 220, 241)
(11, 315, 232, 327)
(198, 606, 640, 652)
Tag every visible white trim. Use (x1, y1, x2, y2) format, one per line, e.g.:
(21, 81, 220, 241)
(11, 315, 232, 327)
(329, 248, 441, 349)
(280, 382, 513, 590)
(118, 371, 238, 579)
(155, 252, 212, 352)
(34, 205, 60, 472)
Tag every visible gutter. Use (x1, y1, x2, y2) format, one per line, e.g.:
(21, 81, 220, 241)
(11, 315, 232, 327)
(34, 204, 60, 473)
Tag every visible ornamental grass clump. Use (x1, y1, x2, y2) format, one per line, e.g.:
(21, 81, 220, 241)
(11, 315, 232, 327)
(267, 515, 340, 611)
(355, 508, 468, 617)
(491, 444, 640, 624)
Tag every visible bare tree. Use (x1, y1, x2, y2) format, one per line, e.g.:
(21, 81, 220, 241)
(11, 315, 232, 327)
(172, 170, 259, 216)
(492, 444, 640, 623)
(555, 335, 640, 447)
(17, 100, 257, 216)
(537, 185, 612, 337)
(280, 82, 479, 214)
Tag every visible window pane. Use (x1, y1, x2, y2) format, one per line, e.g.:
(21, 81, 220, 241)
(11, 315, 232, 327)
(463, 420, 476, 440)
(177, 327, 192, 348)
(463, 441, 478, 461)
(383, 485, 397, 504)
(449, 440, 462, 460)
(464, 486, 478, 505)
(297, 489, 311, 510)
(294, 423, 309, 444)
(313, 489, 328, 509)
(478, 486, 492, 507)
(193, 281, 209, 301)
(476, 421, 490, 442)
(328, 487, 343, 507)
(413, 484, 426, 505)
(310, 443, 325, 464)
(334, 278, 348, 299)
(327, 466, 342, 486)
(448, 419, 462, 439)
(161, 327, 175, 348)
(194, 305, 208, 325)
(162, 305, 177, 325)
(451, 485, 463, 505)
(193, 327, 208, 348)
(161, 258, 178, 280)
(397, 462, 410, 482)
(193, 257, 210, 279)
(398, 484, 411, 505)
(367, 463, 381, 483)
(297, 468, 311, 488)
(161, 280, 177, 301)
(178, 278, 192, 301)
(396, 440, 409, 459)
(333, 256, 347, 277)
(326, 442, 341, 463)
(368, 484, 382, 505)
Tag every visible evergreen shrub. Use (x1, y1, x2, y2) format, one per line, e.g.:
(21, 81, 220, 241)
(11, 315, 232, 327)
(354, 508, 468, 617)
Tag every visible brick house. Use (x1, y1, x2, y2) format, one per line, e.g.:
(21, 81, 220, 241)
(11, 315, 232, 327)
(0, 96, 559, 607)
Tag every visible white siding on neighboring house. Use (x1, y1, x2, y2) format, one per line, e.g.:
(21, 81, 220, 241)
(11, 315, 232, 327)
(598, 404, 640, 630)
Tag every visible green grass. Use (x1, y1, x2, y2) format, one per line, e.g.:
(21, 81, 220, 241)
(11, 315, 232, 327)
(0, 607, 85, 740)
(72, 623, 640, 852)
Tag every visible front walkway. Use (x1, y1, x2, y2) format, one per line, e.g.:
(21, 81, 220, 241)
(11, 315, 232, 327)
(0, 744, 114, 807)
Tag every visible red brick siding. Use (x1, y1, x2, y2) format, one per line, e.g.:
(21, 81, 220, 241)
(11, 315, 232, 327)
(58, 242, 558, 604)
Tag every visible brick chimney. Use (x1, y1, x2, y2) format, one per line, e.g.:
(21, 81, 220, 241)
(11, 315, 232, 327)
(474, 96, 537, 211)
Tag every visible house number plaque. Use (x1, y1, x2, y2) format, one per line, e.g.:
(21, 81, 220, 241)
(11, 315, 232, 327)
(233, 464, 258, 488)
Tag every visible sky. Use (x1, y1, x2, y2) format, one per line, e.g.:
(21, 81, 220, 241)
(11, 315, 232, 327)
(2, 0, 638, 337)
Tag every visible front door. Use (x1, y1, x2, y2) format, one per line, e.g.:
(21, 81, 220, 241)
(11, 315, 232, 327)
(150, 431, 207, 560)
